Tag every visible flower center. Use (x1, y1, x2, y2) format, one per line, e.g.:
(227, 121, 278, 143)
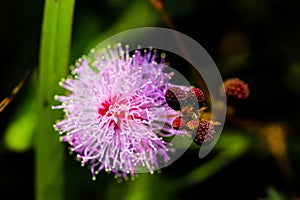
(98, 97, 128, 118)
(98, 99, 113, 117)
(98, 96, 143, 127)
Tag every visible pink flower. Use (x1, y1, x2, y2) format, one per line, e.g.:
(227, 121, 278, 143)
(52, 44, 185, 179)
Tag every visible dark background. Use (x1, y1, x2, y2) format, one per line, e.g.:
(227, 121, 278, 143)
(1, 0, 300, 199)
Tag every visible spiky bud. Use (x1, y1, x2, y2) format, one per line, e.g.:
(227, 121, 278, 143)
(165, 87, 187, 110)
(187, 87, 205, 107)
(186, 119, 199, 130)
(172, 117, 186, 130)
(193, 120, 215, 146)
(224, 78, 249, 103)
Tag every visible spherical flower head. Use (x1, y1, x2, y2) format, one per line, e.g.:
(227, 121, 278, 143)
(224, 78, 249, 103)
(187, 87, 205, 106)
(52, 44, 185, 178)
(193, 119, 215, 146)
(165, 87, 187, 111)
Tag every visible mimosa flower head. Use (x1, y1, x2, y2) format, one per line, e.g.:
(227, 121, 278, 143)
(52, 44, 187, 179)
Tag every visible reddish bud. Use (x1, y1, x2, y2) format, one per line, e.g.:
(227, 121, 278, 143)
(186, 119, 199, 130)
(165, 87, 187, 110)
(224, 78, 249, 103)
(193, 119, 215, 146)
(172, 117, 186, 130)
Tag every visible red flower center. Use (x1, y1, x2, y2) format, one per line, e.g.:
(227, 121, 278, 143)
(98, 99, 113, 117)
(98, 96, 144, 128)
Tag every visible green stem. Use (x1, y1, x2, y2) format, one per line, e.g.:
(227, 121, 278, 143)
(36, 0, 75, 200)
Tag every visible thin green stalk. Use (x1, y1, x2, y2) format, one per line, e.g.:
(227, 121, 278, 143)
(36, 0, 75, 200)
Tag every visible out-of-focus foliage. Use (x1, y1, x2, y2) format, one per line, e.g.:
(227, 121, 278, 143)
(4, 88, 36, 152)
(1, 0, 300, 199)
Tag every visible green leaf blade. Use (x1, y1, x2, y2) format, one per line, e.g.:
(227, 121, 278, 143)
(36, 0, 75, 200)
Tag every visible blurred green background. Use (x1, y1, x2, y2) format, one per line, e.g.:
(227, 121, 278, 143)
(1, 0, 300, 199)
